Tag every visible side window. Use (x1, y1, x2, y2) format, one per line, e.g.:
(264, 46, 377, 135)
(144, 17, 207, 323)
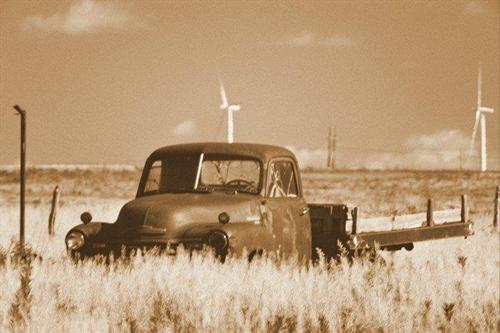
(144, 160, 161, 193)
(267, 160, 298, 198)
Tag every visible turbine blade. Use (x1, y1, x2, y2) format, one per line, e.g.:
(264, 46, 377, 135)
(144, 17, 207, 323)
(469, 111, 480, 156)
(220, 81, 228, 108)
(479, 107, 494, 113)
(477, 64, 482, 108)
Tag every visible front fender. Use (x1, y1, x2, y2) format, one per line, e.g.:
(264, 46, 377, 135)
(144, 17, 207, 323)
(66, 222, 114, 254)
(67, 222, 114, 239)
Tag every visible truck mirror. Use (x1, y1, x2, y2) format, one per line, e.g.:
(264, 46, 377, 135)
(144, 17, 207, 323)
(80, 212, 92, 224)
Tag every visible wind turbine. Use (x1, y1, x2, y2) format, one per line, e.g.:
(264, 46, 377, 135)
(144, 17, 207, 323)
(219, 80, 240, 143)
(468, 65, 494, 172)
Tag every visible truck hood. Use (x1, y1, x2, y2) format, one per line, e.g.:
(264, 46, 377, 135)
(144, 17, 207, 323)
(113, 192, 263, 238)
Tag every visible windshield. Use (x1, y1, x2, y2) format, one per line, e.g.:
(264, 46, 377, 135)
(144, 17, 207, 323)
(141, 154, 261, 195)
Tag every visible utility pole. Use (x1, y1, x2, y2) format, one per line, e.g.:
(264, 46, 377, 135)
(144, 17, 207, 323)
(332, 127, 336, 169)
(13, 105, 26, 247)
(327, 127, 336, 169)
(327, 128, 331, 168)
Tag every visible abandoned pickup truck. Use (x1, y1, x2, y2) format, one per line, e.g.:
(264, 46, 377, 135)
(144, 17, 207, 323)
(65, 143, 473, 261)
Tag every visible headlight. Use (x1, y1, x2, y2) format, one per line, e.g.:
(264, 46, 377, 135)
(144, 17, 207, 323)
(207, 231, 228, 252)
(66, 231, 85, 250)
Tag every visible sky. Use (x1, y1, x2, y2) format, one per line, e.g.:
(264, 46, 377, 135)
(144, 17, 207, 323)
(1, 0, 499, 169)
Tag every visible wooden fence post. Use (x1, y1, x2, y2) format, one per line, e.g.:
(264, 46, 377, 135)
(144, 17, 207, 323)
(48, 185, 60, 236)
(351, 207, 358, 235)
(461, 194, 469, 223)
(494, 186, 499, 228)
(426, 199, 434, 227)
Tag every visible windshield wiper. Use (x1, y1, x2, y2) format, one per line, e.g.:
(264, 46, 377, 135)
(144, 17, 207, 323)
(228, 189, 258, 195)
(236, 189, 258, 194)
(158, 186, 213, 194)
(194, 185, 214, 193)
(164, 188, 191, 193)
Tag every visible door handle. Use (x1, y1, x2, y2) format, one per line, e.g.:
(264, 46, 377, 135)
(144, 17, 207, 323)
(300, 207, 310, 216)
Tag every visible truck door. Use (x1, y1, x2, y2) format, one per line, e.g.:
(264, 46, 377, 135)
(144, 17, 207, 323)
(265, 159, 311, 261)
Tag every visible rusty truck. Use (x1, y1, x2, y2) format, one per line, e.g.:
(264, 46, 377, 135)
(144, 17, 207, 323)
(65, 143, 473, 261)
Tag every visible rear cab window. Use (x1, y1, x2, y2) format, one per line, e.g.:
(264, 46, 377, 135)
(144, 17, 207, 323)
(267, 159, 300, 198)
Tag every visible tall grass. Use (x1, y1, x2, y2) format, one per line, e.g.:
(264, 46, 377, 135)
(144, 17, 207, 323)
(0, 225, 497, 332)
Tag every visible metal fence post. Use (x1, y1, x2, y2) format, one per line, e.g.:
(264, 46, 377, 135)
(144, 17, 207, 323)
(13, 105, 26, 247)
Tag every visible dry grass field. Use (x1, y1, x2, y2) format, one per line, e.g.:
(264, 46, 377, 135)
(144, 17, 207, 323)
(0, 167, 499, 332)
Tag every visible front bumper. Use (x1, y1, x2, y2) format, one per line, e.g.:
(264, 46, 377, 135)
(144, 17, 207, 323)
(69, 237, 207, 258)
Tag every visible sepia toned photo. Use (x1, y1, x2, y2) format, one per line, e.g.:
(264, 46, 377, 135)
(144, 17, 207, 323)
(0, 1, 499, 332)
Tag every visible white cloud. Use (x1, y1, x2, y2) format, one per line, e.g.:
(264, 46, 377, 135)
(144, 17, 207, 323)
(322, 35, 356, 48)
(171, 120, 198, 137)
(462, 2, 487, 15)
(23, 0, 131, 34)
(401, 129, 472, 169)
(281, 31, 356, 48)
(285, 31, 316, 46)
(405, 129, 469, 151)
(287, 146, 328, 169)
(289, 129, 473, 170)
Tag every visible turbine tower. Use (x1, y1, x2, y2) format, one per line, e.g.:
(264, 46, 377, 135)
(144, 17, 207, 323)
(219, 80, 240, 143)
(469, 65, 494, 172)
